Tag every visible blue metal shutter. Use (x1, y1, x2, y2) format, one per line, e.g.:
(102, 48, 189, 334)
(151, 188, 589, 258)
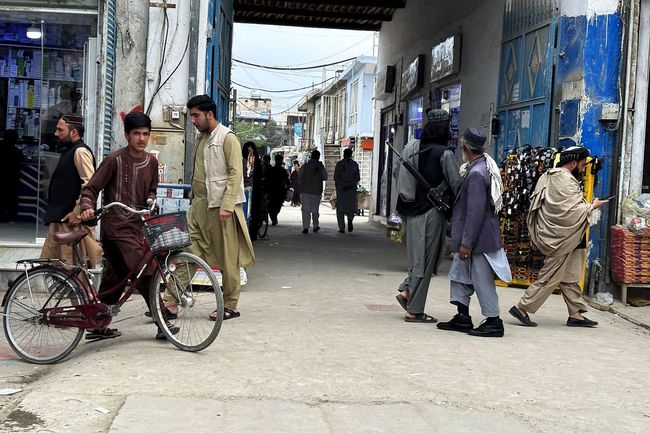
(102, 0, 117, 155)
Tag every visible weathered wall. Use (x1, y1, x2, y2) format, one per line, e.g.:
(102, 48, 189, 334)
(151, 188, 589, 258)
(555, 0, 623, 263)
(371, 0, 505, 216)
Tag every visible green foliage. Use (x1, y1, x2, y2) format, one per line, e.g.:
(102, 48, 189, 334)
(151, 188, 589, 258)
(234, 120, 290, 149)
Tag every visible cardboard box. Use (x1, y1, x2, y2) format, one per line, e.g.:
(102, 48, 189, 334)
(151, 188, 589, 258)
(179, 199, 190, 211)
(171, 188, 185, 199)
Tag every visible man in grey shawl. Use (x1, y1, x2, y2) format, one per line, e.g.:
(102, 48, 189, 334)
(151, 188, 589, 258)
(437, 128, 512, 337)
(509, 146, 608, 328)
(334, 148, 361, 233)
(300, 149, 328, 234)
(395, 109, 461, 323)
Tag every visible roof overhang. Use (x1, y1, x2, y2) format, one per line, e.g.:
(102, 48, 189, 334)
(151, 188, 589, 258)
(234, 1, 406, 31)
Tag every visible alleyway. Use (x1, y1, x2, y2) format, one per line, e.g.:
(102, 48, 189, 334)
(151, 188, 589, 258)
(1, 205, 649, 432)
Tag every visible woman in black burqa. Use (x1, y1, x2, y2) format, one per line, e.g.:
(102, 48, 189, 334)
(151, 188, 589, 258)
(242, 141, 265, 240)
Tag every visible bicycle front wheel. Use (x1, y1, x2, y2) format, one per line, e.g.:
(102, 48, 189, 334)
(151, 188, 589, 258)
(3, 267, 86, 364)
(151, 252, 224, 351)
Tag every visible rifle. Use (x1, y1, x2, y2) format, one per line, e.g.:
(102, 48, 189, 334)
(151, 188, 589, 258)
(386, 140, 452, 216)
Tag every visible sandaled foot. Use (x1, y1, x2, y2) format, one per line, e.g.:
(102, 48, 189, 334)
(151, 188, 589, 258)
(85, 328, 122, 341)
(211, 307, 240, 321)
(404, 313, 437, 323)
(155, 320, 180, 340)
(395, 294, 408, 311)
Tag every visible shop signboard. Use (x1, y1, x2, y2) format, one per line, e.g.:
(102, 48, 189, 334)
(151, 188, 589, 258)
(1, 0, 99, 8)
(430, 34, 461, 83)
(401, 55, 424, 99)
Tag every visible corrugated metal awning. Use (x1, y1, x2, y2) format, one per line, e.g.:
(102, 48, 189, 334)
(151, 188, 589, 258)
(234, 0, 406, 31)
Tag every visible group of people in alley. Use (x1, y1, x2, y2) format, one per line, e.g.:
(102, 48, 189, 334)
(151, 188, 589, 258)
(34, 91, 607, 341)
(395, 108, 608, 337)
(36, 93, 361, 340)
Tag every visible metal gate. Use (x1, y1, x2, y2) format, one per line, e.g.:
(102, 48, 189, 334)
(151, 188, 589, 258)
(495, 0, 557, 157)
(206, 0, 233, 124)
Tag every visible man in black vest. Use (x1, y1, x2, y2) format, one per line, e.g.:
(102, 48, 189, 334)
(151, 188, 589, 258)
(40, 114, 99, 266)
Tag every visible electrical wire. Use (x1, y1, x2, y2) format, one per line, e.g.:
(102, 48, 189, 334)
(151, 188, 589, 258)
(146, 2, 170, 116)
(233, 56, 356, 71)
(232, 77, 335, 93)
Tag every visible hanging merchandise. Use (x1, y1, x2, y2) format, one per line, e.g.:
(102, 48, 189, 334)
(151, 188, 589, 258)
(497, 146, 601, 288)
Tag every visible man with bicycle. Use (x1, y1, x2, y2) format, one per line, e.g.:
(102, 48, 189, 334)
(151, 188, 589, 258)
(79, 112, 176, 340)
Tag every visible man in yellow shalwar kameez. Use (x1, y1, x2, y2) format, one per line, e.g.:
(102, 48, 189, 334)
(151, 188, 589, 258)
(186, 95, 255, 320)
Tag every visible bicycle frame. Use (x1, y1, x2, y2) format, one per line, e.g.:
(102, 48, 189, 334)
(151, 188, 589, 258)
(41, 239, 169, 330)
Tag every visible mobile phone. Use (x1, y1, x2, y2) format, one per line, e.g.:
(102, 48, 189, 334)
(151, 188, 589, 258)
(602, 195, 616, 201)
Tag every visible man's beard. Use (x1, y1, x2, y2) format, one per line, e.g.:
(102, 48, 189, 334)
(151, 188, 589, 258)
(571, 167, 584, 181)
(57, 134, 72, 148)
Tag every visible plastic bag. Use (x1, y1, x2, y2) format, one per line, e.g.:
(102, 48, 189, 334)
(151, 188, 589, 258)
(622, 194, 650, 228)
(594, 292, 614, 305)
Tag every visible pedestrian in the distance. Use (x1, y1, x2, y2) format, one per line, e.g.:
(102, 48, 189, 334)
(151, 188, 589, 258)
(290, 160, 302, 206)
(300, 149, 327, 234)
(437, 128, 512, 337)
(242, 141, 263, 240)
(509, 146, 608, 328)
(266, 154, 289, 226)
(334, 148, 360, 233)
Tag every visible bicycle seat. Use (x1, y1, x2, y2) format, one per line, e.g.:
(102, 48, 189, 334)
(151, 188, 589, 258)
(54, 229, 88, 245)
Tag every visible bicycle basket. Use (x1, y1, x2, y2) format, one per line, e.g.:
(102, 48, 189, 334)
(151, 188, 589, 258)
(142, 212, 192, 253)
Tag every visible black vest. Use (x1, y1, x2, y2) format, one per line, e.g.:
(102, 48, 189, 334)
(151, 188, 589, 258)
(397, 143, 450, 216)
(44, 139, 95, 224)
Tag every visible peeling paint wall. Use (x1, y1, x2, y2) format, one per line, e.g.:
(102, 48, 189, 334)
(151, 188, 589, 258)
(555, 0, 623, 263)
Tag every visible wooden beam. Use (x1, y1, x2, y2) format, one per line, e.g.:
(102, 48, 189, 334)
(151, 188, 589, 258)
(234, 0, 405, 8)
(236, 5, 393, 22)
(234, 15, 383, 31)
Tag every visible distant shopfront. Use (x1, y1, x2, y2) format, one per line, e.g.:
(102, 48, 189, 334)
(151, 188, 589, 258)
(0, 1, 100, 242)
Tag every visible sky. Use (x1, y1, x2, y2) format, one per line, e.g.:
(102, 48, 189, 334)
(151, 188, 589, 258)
(231, 24, 376, 121)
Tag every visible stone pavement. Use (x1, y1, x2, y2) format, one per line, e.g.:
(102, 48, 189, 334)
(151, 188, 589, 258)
(0, 205, 649, 432)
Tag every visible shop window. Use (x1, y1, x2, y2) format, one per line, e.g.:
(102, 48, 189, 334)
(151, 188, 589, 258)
(0, 13, 97, 242)
(407, 97, 423, 141)
(439, 83, 462, 148)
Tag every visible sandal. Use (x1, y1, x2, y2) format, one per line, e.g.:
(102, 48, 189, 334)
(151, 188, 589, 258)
(404, 313, 437, 323)
(209, 308, 240, 321)
(85, 328, 122, 340)
(395, 294, 408, 311)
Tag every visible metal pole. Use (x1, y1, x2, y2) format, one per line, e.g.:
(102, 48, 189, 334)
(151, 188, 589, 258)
(184, 0, 200, 184)
(232, 88, 237, 129)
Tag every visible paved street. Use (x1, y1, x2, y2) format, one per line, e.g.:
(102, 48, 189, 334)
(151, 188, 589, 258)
(0, 205, 649, 432)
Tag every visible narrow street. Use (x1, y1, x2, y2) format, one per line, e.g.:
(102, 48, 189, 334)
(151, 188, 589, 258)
(1, 205, 649, 433)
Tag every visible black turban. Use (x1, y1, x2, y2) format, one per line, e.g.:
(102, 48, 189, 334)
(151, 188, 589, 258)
(559, 146, 590, 166)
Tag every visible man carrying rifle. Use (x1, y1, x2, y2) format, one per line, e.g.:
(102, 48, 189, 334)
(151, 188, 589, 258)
(395, 109, 461, 323)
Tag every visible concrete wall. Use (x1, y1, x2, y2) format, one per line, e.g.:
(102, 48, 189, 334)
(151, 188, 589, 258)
(371, 0, 504, 216)
(113, 1, 210, 183)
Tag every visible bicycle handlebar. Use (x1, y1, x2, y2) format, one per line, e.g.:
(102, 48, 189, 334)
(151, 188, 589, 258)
(84, 199, 157, 226)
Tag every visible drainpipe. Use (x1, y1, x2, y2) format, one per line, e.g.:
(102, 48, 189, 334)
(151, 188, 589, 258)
(618, 0, 640, 215)
(629, 0, 650, 197)
(184, 0, 201, 184)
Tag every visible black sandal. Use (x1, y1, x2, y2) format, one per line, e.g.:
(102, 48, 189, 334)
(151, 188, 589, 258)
(85, 328, 122, 340)
(395, 294, 408, 311)
(404, 313, 437, 323)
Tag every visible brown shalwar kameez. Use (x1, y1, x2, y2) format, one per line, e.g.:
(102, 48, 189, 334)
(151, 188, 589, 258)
(80, 148, 158, 307)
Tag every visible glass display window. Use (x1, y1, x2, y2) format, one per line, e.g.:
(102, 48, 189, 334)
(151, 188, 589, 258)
(407, 97, 423, 141)
(0, 12, 97, 242)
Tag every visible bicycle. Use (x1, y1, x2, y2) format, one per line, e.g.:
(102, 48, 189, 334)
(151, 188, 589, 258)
(1, 201, 224, 364)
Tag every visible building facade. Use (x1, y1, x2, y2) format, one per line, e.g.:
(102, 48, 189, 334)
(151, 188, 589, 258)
(371, 0, 626, 291)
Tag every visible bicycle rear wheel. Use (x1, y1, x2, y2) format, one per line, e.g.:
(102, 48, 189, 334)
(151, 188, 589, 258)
(151, 252, 223, 351)
(3, 267, 86, 364)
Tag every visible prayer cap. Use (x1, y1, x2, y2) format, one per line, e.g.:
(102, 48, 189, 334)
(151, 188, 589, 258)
(426, 108, 450, 124)
(461, 128, 487, 152)
(559, 146, 590, 166)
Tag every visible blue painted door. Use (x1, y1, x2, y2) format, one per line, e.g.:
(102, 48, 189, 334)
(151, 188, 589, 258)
(206, 0, 233, 124)
(495, 0, 557, 158)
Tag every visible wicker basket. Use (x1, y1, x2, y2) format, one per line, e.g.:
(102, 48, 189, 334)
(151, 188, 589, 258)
(142, 212, 192, 253)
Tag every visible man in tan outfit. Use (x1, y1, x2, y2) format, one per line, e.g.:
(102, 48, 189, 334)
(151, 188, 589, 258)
(40, 114, 101, 267)
(186, 95, 255, 321)
(509, 146, 608, 328)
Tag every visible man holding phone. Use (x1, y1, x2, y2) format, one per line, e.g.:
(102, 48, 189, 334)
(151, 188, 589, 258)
(509, 146, 609, 328)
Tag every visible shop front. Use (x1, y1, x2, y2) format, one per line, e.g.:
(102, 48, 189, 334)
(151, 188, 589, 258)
(0, 1, 99, 243)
